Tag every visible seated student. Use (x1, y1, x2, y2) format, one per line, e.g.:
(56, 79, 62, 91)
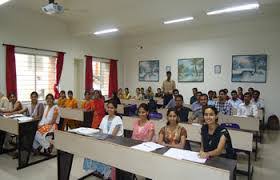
(62, 90, 79, 129)
(57, 90, 67, 107)
(91, 90, 106, 128)
(117, 88, 124, 99)
(33, 94, 60, 154)
(140, 87, 146, 99)
(237, 92, 258, 117)
(190, 94, 208, 124)
(0, 91, 9, 112)
(207, 90, 216, 106)
(132, 103, 155, 141)
(83, 101, 123, 179)
(0, 92, 23, 115)
(213, 91, 218, 100)
(191, 91, 202, 111)
(199, 106, 236, 159)
(155, 88, 163, 98)
(214, 89, 232, 115)
(145, 86, 154, 100)
(17, 91, 44, 120)
(237, 87, 244, 101)
(248, 87, 254, 96)
(165, 89, 179, 109)
(228, 90, 242, 109)
(251, 90, 265, 109)
(81, 90, 94, 111)
(174, 95, 191, 123)
(110, 92, 121, 105)
(158, 108, 187, 149)
(133, 88, 143, 100)
(123, 88, 131, 100)
(224, 88, 230, 100)
(190, 88, 198, 104)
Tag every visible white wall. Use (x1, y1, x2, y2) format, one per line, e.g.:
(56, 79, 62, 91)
(0, 7, 122, 96)
(121, 15, 280, 118)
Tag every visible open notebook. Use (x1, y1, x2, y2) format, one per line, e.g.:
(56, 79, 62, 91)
(164, 148, 207, 164)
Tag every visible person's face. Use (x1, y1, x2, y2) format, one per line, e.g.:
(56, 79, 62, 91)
(193, 89, 197, 96)
(157, 89, 161, 93)
(199, 95, 208, 106)
(253, 92, 259, 100)
(167, 111, 178, 125)
(118, 89, 122, 93)
(136, 88, 140, 94)
(219, 92, 226, 101)
(94, 91, 100, 99)
(167, 73, 171, 79)
(141, 89, 144, 93)
(125, 89, 129, 93)
(204, 108, 217, 125)
(244, 94, 251, 104)
(46, 96, 54, 105)
(85, 93, 91, 100)
(31, 94, 38, 104)
(238, 88, 243, 94)
(138, 107, 148, 120)
(173, 91, 179, 96)
(9, 94, 17, 103)
(196, 93, 201, 100)
(68, 93, 73, 99)
(148, 87, 151, 91)
(248, 88, 253, 94)
(208, 92, 213, 99)
(231, 92, 238, 100)
(107, 103, 116, 116)
(175, 97, 183, 107)
(60, 92, 66, 99)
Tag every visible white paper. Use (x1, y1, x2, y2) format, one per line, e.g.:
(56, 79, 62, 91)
(16, 116, 33, 122)
(68, 127, 100, 136)
(164, 148, 206, 163)
(4, 114, 24, 118)
(131, 142, 164, 152)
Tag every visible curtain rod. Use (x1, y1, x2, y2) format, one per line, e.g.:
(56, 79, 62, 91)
(85, 55, 118, 61)
(2, 43, 65, 54)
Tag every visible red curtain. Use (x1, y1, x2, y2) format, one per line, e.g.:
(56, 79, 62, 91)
(85, 56, 93, 91)
(108, 60, 118, 97)
(54, 52, 64, 99)
(6, 45, 17, 96)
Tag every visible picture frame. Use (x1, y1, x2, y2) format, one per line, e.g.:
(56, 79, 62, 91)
(178, 58, 204, 82)
(138, 60, 159, 82)
(231, 54, 267, 83)
(214, 65, 221, 74)
(165, 65, 171, 72)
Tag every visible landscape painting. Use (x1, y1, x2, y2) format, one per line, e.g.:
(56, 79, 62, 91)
(178, 58, 204, 82)
(139, 60, 159, 82)
(232, 55, 267, 83)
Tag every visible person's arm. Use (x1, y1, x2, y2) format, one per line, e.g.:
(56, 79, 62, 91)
(49, 107, 59, 125)
(112, 124, 121, 136)
(3, 101, 22, 114)
(33, 104, 44, 120)
(158, 128, 165, 145)
(199, 135, 227, 158)
(252, 105, 258, 118)
(146, 123, 155, 141)
(166, 135, 186, 149)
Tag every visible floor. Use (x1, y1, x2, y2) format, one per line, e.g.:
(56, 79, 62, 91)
(0, 130, 279, 180)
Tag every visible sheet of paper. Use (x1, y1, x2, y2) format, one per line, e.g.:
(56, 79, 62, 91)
(164, 148, 207, 163)
(142, 142, 164, 150)
(16, 116, 33, 123)
(131, 142, 164, 152)
(4, 114, 24, 118)
(68, 127, 100, 136)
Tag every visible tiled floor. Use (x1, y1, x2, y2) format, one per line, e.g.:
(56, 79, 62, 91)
(0, 130, 279, 180)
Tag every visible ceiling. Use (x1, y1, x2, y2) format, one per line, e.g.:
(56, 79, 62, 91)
(3, 0, 280, 37)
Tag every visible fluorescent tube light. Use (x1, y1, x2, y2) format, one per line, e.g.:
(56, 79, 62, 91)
(207, 3, 259, 15)
(0, 0, 11, 6)
(94, 28, 119, 35)
(163, 17, 194, 24)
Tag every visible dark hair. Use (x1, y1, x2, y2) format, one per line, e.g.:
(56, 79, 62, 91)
(253, 90, 260, 95)
(68, 90, 73, 95)
(136, 88, 140, 91)
(175, 94, 184, 101)
(231, 90, 237, 94)
(45, 93, 54, 100)
(157, 88, 161, 90)
(173, 89, 179, 94)
(196, 91, 202, 96)
(8, 92, 16, 98)
(138, 103, 149, 120)
(30, 91, 38, 97)
(166, 108, 179, 125)
(203, 106, 219, 117)
(141, 87, 144, 90)
(200, 93, 208, 99)
(238, 87, 243, 91)
(166, 71, 171, 75)
(224, 88, 228, 93)
(219, 89, 226, 94)
(248, 87, 254, 91)
(244, 92, 251, 97)
(208, 90, 213, 94)
(107, 100, 118, 109)
(60, 90, 66, 94)
(125, 88, 129, 91)
(84, 90, 90, 96)
(192, 88, 198, 91)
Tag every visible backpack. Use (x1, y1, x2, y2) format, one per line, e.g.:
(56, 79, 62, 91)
(124, 104, 137, 116)
(267, 115, 280, 130)
(147, 98, 157, 113)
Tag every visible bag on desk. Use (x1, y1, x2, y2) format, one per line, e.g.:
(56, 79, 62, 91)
(267, 115, 279, 130)
(148, 112, 162, 120)
(124, 104, 137, 116)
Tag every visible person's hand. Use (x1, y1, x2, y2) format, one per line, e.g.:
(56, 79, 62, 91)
(199, 151, 209, 159)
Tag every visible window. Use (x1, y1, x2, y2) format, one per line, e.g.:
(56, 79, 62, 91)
(15, 53, 56, 101)
(92, 61, 110, 96)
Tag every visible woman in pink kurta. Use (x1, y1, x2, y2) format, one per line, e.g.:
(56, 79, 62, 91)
(132, 103, 155, 141)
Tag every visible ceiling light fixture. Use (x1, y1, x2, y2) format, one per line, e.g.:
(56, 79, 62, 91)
(0, 0, 11, 6)
(163, 17, 194, 24)
(207, 3, 260, 15)
(94, 28, 119, 35)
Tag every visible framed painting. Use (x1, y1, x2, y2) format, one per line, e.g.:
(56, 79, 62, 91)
(139, 60, 159, 82)
(178, 58, 204, 82)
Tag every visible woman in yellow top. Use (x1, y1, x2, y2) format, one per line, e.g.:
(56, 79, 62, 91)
(57, 90, 67, 107)
(117, 88, 123, 99)
(62, 90, 80, 129)
(123, 88, 131, 100)
(81, 91, 93, 111)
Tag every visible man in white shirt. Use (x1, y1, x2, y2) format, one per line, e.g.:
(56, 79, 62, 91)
(228, 90, 242, 109)
(251, 90, 265, 109)
(0, 91, 9, 112)
(237, 92, 258, 117)
(162, 71, 176, 107)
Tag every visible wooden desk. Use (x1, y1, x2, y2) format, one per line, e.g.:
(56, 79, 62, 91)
(54, 131, 236, 180)
(0, 115, 55, 170)
(120, 99, 149, 106)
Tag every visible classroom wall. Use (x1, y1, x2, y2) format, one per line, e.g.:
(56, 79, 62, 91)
(0, 7, 122, 96)
(121, 15, 280, 118)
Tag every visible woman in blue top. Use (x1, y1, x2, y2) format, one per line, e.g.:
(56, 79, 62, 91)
(199, 106, 236, 159)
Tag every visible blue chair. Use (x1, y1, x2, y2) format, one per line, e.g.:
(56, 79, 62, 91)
(220, 123, 240, 129)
